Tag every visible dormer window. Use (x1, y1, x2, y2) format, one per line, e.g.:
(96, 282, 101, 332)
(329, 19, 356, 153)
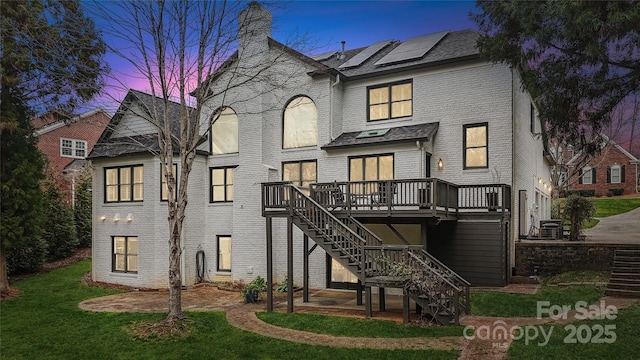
(367, 80, 412, 121)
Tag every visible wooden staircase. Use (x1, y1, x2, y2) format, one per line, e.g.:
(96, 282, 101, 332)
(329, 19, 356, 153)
(287, 184, 470, 325)
(606, 249, 640, 298)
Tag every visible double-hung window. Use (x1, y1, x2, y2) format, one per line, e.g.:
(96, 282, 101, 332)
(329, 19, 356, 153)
(609, 165, 622, 184)
(581, 166, 594, 184)
(61, 138, 87, 158)
(161, 164, 178, 201)
(112, 236, 138, 273)
(463, 123, 488, 169)
(105, 165, 144, 203)
(210, 167, 235, 202)
(367, 80, 412, 121)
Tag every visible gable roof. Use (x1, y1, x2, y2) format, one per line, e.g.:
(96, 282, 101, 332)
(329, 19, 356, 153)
(567, 133, 639, 165)
(203, 29, 479, 89)
(322, 122, 439, 150)
(89, 89, 199, 159)
(33, 108, 111, 136)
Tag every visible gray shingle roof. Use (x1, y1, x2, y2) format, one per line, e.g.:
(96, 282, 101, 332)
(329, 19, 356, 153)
(89, 90, 200, 159)
(322, 122, 439, 150)
(315, 29, 480, 80)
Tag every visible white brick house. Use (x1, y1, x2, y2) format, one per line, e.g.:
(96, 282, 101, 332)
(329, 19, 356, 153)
(90, 3, 552, 291)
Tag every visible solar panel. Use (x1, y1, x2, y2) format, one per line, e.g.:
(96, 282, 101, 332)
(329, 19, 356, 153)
(310, 50, 338, 61)
(374, 31, 448, 66)
(338, 40, 392, 69)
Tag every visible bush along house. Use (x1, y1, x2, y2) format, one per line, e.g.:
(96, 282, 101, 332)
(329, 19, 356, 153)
(89, 3, 552, 324)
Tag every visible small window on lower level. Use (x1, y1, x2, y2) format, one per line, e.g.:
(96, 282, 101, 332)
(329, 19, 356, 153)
(112, 236, 138, 273)
(217, 236, 232, 272)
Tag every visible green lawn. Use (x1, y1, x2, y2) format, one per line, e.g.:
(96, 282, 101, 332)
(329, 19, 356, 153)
(509, 302, 640, 359)
(0, 260, 458, 360)
(257, 312, 464, 338)
(591, 198, 640, 218)
(557, 197, 640, 229)
(471, 284, 604, 317)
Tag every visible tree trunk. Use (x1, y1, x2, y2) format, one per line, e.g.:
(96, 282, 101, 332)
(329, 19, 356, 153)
(0, 244, 9, 293)
(570, 213, 578, 241)
(167, 213, 184, 321)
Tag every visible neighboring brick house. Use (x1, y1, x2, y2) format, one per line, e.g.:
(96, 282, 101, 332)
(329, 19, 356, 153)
(33, 108, 111, 205)
(567, 135, 639, 196)
(89, 3, 552, 291)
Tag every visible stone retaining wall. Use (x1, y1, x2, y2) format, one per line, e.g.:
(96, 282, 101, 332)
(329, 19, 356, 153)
(515, 241, 640, 277)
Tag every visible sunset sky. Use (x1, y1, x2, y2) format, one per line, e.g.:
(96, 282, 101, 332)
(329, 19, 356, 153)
(91, 0, 478, 113)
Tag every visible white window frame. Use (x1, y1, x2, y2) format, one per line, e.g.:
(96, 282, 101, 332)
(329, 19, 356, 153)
(610, 165, 621, 184)
(582, 166, 593, 184)
(60, 138, 87, 159)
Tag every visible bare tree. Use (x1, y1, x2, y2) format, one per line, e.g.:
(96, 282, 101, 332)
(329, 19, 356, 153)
(91, 1, 312, 323)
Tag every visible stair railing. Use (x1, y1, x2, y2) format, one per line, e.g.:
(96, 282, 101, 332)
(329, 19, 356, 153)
(288, 185, 368, 282)
(407, 249, 470, 315)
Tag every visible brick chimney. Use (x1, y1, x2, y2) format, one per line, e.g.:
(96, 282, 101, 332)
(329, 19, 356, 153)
(238, 1, 272, 60)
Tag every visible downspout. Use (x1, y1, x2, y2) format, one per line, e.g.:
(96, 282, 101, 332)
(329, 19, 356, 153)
(330, 74, 341, 141)
(510, 67, 516, 279)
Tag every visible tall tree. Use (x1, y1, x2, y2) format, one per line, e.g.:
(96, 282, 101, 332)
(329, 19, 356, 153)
(92, 0, 309, 323)
(0, 0, 108, 293)
(472, 1, 640, 145)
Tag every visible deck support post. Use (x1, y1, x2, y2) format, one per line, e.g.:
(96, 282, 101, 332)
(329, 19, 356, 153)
(403, 294, 410, 324)
(379, 287, 386, 311)
(266, 216, 273, 312)
(287, 216, 294, 313)
(365, 286, 372, 317)
(303, 234, 309, 302)
(421, 220, 428, 251)
(356, 282, 363, 305)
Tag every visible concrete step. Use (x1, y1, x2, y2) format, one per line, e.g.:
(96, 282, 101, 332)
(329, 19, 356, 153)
(611, 266, 640, 274)
(606, 282, 640, 291)
(609, 278, 640, 285)
(614, 249, 640, 255)
(610, 272, 640, 280)
(613, 255, 640, 264)
(605, 288, 640, 298)
(613, 260, 640, 267)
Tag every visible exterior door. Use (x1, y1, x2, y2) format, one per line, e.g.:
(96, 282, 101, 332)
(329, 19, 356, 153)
(327, 154, 395, 289)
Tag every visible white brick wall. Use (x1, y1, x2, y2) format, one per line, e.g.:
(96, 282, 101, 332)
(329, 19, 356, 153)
(93, 22, 550, 288)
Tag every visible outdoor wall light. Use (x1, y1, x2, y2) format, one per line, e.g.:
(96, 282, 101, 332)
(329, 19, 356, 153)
(113, 213, 120, 222)
(126, 213, 133, 222)
(437, 158, 443, 170)
(100, 215, 107, 221)
(538, 177, 542, 184)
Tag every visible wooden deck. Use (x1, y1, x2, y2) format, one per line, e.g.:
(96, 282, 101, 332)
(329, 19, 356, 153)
(262, 179, 511, 220)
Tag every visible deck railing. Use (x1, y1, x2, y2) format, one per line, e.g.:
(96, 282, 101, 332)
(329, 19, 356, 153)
(457, 184, 511, 212)
(264, 180, 511, 215)
(309, 178, 459, 215)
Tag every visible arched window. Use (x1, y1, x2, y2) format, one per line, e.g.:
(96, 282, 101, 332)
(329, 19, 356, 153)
(283, 96, 317, 149)
(211, 107, 238, 155)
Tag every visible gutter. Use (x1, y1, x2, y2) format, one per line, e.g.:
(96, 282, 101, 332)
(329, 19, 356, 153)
(329, 74, 341, 141)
